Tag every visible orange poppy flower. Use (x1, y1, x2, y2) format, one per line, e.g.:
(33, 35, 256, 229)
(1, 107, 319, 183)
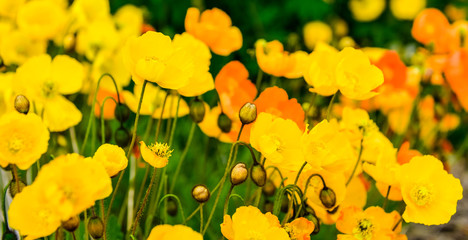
(93, 87, 124, 120)
(185, 7, 242, 56)
(215, 61, 257, 120)
(444, 49, 468, 111)
(412, 8, 451, 52)
(374, 50, 407, 90)
(397, 141, 422, 165)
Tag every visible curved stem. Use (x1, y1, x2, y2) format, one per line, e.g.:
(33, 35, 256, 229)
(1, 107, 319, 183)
(81, 73, 121, 154)
(303, 174, 328, 197)
(326, 93, 337, 121)
(100, 96, 118, 144)
(345, 135, 364, 186)
(294, 161, 308, 185)
(132, 167, 158, 235)
(223, 185, 234, 215)
(106, 80, 148, 223)
(170, 122, 196, 193)
(157, 194, 186, 223)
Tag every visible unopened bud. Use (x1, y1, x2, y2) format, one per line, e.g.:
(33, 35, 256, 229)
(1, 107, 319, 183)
(9, 179, 26, 197)
(250, 164, 266, 187)
(62, 215, 80, 232)
(230, 162, 248, 186)
(2, 231, 17, 240)
(192, 184, 210, 203)
(262, 180, 276, 197)
(166, 198, 178, 216)
(115, 104, 130, 123)
(217, 113, 232, 133)
(114, 127, 130, 148)
(307, 214, 320, 235)
(239, 102, 257, 124)
(14, 95, 29, 114)
(319, 187, 336, 209)
(190, 98, 206, 123)
(88, 216, 104, 239)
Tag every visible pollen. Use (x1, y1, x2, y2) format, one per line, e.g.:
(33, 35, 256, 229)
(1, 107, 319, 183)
(148, 142, 173, 159)
(410, 185, 433, 206)
(9, 137, 24, 153)
(353, 218, 374, 240)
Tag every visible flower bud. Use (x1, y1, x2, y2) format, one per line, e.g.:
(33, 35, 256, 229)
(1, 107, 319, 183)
(2, 231, 17, 240)
(262, 180, 276, 197)
(9, 179, 26, 198)
(87, 216, 104, 239)
(239, 102, 257, 124)
(192, 184, 210, 203)
(217, 113, 232, 133)
(55, 227, 65, 240)
(264, 200, 274, 213)
(319, 187, 336, 208)
(62, 215, 80, 232)
(306, 214, 320, 235)
(114, 127, 130, 148)
(115, 104, 130, 123)
(166, 198, 178, 216)
(250, 164, 266, 187)
(230, 162, 248, 186)
(189, 98, 206, 123)
(14, 95, 30, 114)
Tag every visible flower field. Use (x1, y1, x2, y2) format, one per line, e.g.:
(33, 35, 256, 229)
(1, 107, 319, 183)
(0, 0, 467, 239)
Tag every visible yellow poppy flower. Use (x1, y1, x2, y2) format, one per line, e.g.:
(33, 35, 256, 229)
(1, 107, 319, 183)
(93, 144, 128, 177)
(17, 0, 66, 40)
(122, 83, 189, 119)
(0, 29, 47, 66)
(69, 0, 110, 30)
(303, 21, 333, 50)
(15, 54, 84, 132)
(255, 39, 308, 78)
(284, 217, 315, 240)
(349, 0, 386, 22)
(337, 206, 405, 240)
(147, 225, 203, 240)
(304, 42, 339, 96)
(173, 32, 214, 97)
(301, 119, 355, 173)
(0, 0, 25, 20)
(140, 141, 173, 168)
(8, 153, 112, 238)
(0, 111, 49, 170)
(114, 4, 144, 39)
(397, 155, 463, 225)
(8, 185, 64, 240)
(335, 47, 384, 100)
(250, 112, 305, 172)
(220, 206, 290, 240)
(76, 18, 119, 60)
(123, 31, 195, 88)
(390, 0, 426, 20)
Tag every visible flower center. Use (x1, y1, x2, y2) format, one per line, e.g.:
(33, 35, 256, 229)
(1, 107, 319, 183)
(42, 81, 56, 98)
(410, 185, 433, 206)
(8, 137, 24, 153)
(149, 142, 173, 159)
(353, 218, 374, 240)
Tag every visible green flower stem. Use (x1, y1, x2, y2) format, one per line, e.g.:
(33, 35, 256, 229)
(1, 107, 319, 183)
(345, 135, 364, 186)
(11, 165, 20, 194)
(100, 200, 107, 240)
(133, 165, 150, 214)
(106, 80, 148, 223)
(294, 161, 308, 185)
(81, 73, 121, 155)
(100, 96, 118, 144)
(2, 183, 11, 228)
(132, 167, 158, 236)
(154, 91, 170, 141)
(200, 203, 204, 233)
(223, 185, 234, 215)
(392, 217, 403, 231)
(255, 69, 264, 93)
(383, 185, 391, 211)
(168, 95, 181, 146)
(157, 194, 186, 223)
(326, 93, 337, 121)
(183, 204, 201, 224)
(170, 121, 196, 193)
(253, 187, 262, 207)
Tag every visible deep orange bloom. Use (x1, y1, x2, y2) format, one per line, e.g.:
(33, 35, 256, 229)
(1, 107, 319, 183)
(185, 7, 242, 56)
(375, 50, 407, 90)
(93, 87, 124, 120)
(215, 61, 257, 119)
(412, 8, 451, 53)
(444, 49, 468, 111)
(397, 141, 422, 165)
